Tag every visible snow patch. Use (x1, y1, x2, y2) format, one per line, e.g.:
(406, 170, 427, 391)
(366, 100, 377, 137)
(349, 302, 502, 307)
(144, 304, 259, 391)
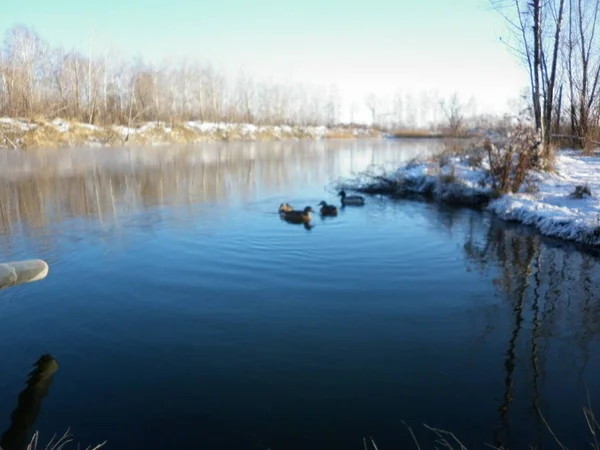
(51, 118, 71, 132)
(77, 123, 101, 131)
(355, 149, 600, 247)
(112, 126, 137, 138)
(1, 116, 380, 149)
(367, 155, 494, 206)
(488, 151, 600, 246)
(0, 118, 37, 131)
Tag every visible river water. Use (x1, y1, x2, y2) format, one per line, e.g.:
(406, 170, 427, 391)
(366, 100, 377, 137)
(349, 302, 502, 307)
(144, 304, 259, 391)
(0, 139, 599, 450)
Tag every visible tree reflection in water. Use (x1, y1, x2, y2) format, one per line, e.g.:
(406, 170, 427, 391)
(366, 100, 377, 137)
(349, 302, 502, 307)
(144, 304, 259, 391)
(460, 210, 600, 449)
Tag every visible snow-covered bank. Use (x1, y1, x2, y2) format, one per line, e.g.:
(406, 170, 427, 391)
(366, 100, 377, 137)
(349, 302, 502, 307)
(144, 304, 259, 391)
(489, 151, 600, 246)
(336, 152, 495, 207)
(337, 150, 600, 247)
(0, 118, 381, 150)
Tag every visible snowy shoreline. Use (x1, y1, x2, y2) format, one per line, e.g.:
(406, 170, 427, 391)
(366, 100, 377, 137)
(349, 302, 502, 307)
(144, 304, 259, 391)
(489, 151, 600, 247)
(0, 117, 382, 150)
(338, 149, 600, 248)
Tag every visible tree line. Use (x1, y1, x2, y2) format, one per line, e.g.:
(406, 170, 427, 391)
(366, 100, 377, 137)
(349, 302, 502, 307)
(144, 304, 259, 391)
(0, 25, 347, 127)
(0, 24, 494, 132)
(494, 0, 600, 151)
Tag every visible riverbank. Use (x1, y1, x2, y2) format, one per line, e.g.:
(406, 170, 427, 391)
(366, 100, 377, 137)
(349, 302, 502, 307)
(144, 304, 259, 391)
(384, 129, 476, 139)
(335, 148, 600, 248)
(0, 118, 382, 150)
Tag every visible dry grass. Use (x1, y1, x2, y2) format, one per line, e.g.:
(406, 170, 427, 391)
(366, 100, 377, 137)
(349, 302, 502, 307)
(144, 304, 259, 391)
(442, 137, 478, 155)
(0, 118, 382, 150)
(21, 124, 66, 149)
(361, 398, 600, 450)
(0, 126, 22, 149)
(389, 129, 479, 139)
(255, 128, 280, 140)
(7, 429, 107, 450)
(581, 125, 600, 156)
(170, 122, 202, 143)
(65, 125, 121, 147)
(389, 129, 444, 138)
(483, 123, 540, 195)
(324, 130, 357, 139)
(2, 120, 122, 149)
(30, 114, 48, 125)
(126, 123, 172, 146)
(18, 398, 600, 450)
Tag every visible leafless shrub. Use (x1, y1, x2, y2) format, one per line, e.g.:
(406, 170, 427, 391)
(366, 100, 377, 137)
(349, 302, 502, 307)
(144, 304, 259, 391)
(483, 122, 540, 194)
(405, 156, 426, 169)
(466, 148, 485, 168)
(439, 167, 457, 184)
(523, 175, 541, 194)
(428, 159, 457, 184)
(442, 138, 468, 155)
(436, 153, 453, 168)
(439, 93, 467, 136)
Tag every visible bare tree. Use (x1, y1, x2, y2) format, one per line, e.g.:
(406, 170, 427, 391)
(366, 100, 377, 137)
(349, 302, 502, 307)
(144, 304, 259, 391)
(364, 92, 378, 126)
(1, 25, 49, 116)
(404, 93, 417, 128)
(325, 83, 341, 126)
(493, 0, 566, 158)
(0, 23, 424, 130)
(391, 90, 404, 128)
(439, 92, 465, 135)
(235, 70, 256, 123)
(562, 0, 600, 148)
(349, 101, 358, 124)
(419, 91, 431, 129)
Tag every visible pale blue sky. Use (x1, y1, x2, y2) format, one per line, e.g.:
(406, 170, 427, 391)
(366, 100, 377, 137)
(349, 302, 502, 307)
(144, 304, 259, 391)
(1, 0, 528, 123)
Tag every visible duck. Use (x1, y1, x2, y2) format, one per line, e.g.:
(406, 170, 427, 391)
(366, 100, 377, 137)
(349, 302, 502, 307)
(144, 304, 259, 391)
(281, 206, 313, 224)
(318, 201, 338, 216)
(278, 203, 294, 213)
(338, 190, 365, 205)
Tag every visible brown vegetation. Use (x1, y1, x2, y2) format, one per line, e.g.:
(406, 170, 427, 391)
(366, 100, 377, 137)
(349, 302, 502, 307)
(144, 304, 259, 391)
(388, 129, 445, 138)
(0, 24, 518, 147)
(0, 25, 347, 128)
(0, 22, 387, 150)
(483, 122, 540, 194)
(0, 118, 381, 150)
(334, 114, 548, 207)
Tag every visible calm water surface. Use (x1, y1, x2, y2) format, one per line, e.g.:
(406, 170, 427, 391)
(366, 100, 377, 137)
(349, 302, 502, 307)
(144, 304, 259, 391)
(0, 139, 600, 450)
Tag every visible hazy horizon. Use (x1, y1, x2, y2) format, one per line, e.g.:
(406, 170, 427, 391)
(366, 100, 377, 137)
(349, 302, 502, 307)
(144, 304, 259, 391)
(1, 0, 529, 124)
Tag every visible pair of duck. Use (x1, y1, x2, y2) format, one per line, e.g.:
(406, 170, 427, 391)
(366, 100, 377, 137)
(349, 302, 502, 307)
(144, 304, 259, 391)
(278, 190, 365, 224)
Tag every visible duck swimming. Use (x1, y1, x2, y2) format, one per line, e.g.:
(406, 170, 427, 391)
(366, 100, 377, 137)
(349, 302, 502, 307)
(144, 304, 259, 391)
(338, 190, 365, 205)
(278, 203, 294, 213)
(281, 206, 313, 224)
(318, 201, 338, 216)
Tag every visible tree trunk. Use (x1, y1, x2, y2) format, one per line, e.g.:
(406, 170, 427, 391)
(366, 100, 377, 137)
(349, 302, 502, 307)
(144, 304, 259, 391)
(532, 0, 543, 135)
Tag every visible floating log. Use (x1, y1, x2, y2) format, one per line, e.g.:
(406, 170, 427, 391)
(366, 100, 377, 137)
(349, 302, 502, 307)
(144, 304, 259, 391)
(0, 259, 49, 290)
